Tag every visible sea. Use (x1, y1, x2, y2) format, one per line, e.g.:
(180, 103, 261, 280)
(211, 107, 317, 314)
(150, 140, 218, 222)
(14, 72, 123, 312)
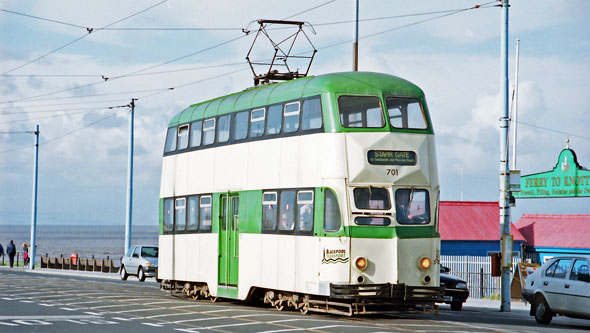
(0, 224, 158, 264)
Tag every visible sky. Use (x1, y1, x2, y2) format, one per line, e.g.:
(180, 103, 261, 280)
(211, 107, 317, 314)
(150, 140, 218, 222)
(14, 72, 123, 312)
(1, 0, 589, 227)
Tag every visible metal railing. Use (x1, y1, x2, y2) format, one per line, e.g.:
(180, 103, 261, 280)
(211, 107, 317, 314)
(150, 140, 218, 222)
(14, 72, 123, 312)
(441, 255, 521, 299)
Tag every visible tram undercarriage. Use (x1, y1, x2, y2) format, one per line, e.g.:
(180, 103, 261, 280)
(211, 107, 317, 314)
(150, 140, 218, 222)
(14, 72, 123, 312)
(160, 280, 444, 316)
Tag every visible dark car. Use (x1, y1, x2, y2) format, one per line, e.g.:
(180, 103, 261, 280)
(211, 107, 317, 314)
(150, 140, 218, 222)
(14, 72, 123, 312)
(440, 266, 469, 311)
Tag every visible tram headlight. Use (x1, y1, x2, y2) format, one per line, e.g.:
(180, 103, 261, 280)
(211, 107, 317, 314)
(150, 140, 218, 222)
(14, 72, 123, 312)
(418, 257, 431, 270)
(354, 257, 368, 271)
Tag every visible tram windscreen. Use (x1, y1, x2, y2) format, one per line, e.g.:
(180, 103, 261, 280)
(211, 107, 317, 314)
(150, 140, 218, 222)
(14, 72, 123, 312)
(353, 188, 391, 210)
(338, 96, 384, 128)
(395, 189, 430, 225)
(386, 97, 427, 129)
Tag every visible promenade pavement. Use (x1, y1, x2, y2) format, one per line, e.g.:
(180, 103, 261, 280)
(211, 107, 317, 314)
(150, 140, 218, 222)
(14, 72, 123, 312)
(2, 265, 533, 314)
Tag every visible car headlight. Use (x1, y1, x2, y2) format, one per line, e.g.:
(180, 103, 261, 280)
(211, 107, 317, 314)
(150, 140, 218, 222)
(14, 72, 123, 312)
(456, 282, 467, 289)
(146, 262, 150, 267)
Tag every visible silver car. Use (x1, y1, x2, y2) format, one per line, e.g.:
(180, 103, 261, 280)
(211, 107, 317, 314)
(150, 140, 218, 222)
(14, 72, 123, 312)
(120, 245, 159, 282)
(522, 255, 590, 324)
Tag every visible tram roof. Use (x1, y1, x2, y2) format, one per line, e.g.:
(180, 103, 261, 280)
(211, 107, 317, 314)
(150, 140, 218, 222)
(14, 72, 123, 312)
(168, 71, 425, 127)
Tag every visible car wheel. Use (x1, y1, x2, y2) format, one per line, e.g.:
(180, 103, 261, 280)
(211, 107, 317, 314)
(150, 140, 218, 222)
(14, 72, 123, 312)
(120, 265, 128, 281)
(534, 296, 553, 324)
(138, 266, 146, 282)
(450, 301, 463, 311)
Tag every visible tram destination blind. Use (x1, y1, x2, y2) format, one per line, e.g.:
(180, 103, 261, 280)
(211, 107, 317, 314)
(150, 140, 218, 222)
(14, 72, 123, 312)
(367, 150, 417, 165)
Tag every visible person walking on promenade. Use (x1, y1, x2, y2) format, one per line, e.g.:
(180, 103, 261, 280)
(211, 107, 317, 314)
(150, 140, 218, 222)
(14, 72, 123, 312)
(6, 240, 16, 268)
(0, 243, 4, 265)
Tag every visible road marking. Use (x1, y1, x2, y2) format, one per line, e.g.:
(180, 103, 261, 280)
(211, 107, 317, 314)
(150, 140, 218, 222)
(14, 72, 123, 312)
(205, 322, 260, 329)
(112, 317, 137, 321)
(64, 319, 88, 325)
(143, 322, 164, 327)
(0, 315, 100, 320)
(90, 303, 139, 309)
(19, 300, 35, 303)
(266, 318, 302, 324)
(172, 317, 227, 324)
(0, 322, 19, 327)
(259, 329, 306, 333)
(113, 307, 167, 314)
(144, 312, 195, 319)
(60, 307, 80, 311)
(200, 309, 235, 314)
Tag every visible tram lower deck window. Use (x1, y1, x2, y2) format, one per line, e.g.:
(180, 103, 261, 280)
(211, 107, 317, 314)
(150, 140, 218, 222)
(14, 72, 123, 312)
(353, 187, 391, 210)
(395, 189, 430, 225)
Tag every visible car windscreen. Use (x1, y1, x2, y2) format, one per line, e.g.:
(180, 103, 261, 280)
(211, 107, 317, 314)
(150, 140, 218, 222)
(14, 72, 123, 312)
(141, 247, 158, 258)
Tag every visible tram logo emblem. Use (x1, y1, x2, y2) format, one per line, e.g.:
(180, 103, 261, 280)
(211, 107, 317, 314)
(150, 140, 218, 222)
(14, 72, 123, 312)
(322, 248, 349, 264)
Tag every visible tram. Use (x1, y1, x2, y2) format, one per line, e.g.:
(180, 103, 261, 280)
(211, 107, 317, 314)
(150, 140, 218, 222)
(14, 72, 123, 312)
(157, 71, 443, 315)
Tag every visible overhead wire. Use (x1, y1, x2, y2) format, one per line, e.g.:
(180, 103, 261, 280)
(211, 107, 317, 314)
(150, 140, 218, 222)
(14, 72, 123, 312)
(1, 0, 168, 75)
(0, 105, 128, 125)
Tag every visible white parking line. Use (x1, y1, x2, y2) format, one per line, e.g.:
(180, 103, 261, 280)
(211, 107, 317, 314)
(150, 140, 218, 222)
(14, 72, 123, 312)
(113, 307, 167, 314)
(143, 323, 164, 327)
(205, 322, 260, 329)
(200, 309, 235, 314)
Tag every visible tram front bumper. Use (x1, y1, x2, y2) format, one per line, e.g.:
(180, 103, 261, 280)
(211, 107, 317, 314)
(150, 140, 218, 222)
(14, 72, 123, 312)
(330, 283, 444, 303)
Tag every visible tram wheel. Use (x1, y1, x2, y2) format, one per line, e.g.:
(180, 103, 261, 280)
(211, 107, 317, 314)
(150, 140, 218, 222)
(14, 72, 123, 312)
(299, 304, 309, 314)
(275, 300, 284, 311)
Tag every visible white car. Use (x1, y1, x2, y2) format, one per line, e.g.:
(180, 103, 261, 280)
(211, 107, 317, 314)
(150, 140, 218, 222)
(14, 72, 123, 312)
(120, 245, 159, 282)
(522, 255, 590, 324)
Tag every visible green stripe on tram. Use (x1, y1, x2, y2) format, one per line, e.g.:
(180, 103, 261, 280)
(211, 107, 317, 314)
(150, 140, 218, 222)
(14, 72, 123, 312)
(345, 225, 438, 239)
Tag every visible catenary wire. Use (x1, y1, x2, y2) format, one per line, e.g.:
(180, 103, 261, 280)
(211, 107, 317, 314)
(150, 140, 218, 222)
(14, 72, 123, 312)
(0, 105, 128, 125)
(1, 0, 168, 75)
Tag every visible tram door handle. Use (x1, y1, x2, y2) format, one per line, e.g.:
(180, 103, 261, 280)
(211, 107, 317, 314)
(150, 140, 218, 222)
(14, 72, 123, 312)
(233, 214, 239, 258)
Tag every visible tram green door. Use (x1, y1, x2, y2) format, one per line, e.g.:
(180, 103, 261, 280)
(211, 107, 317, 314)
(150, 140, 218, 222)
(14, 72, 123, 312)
(218, 194, 239, 287)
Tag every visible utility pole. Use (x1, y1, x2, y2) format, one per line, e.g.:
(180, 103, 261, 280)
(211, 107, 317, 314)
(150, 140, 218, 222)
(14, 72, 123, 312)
(511, 39, 520, 171)
(29, 124, 39, 270)
(125, 99, 136, 253)
(499, 0, 512, 312)
(352, 0, 359, 71)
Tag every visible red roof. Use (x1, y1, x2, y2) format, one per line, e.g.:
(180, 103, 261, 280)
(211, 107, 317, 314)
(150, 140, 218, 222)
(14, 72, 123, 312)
(439, 201, 526, 241)
(515, 214, 590, 249)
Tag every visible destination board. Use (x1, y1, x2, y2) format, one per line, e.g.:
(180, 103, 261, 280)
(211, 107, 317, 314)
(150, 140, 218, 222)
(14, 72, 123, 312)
(368, 150, 416, 165)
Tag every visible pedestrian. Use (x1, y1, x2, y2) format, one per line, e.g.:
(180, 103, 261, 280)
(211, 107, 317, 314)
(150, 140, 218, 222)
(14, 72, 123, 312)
(0, 243, 4, 265)
(6, 240, 16, 268)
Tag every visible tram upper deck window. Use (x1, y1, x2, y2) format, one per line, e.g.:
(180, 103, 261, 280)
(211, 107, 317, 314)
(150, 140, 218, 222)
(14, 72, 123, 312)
(203, 118, 215, 145)
(163, 198, 174, 232)
(266, 105, 282, 135)
(284, 102, 300, 133)
(233, 111, 249, 141)
(302, 97, 322, 130)
(386, 97, 427, 129)
(262, 192, 278, 231)
(175, 198, 186, 231)
(338, 96, 384, 128)
(250, 108, 265, 137)
(217, 114, 230, 143)
(190, 120, 202, 147)
(353, 187, 391, 210)
(177, 125, 189, 150)
(395, 189, 430, 225)
(164, 127, 177, 153)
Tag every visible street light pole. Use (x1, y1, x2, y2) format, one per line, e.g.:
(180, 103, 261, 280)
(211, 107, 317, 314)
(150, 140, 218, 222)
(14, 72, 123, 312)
(352, 0, 359, 71)
(124, 99, 135, 253)
(29, 124, 39, 270)
(499, 0, 512, 312)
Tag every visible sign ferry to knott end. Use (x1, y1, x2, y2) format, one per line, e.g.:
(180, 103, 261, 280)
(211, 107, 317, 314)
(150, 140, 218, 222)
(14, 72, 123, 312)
(514, 148, 590, 198)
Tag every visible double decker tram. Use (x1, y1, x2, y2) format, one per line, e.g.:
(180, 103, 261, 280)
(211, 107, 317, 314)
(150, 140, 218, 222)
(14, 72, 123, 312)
(158, 71, 443, 315)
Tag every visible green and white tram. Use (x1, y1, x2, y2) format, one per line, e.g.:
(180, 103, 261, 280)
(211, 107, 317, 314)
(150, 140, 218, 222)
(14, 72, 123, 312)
(158, 71, 443, 315)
